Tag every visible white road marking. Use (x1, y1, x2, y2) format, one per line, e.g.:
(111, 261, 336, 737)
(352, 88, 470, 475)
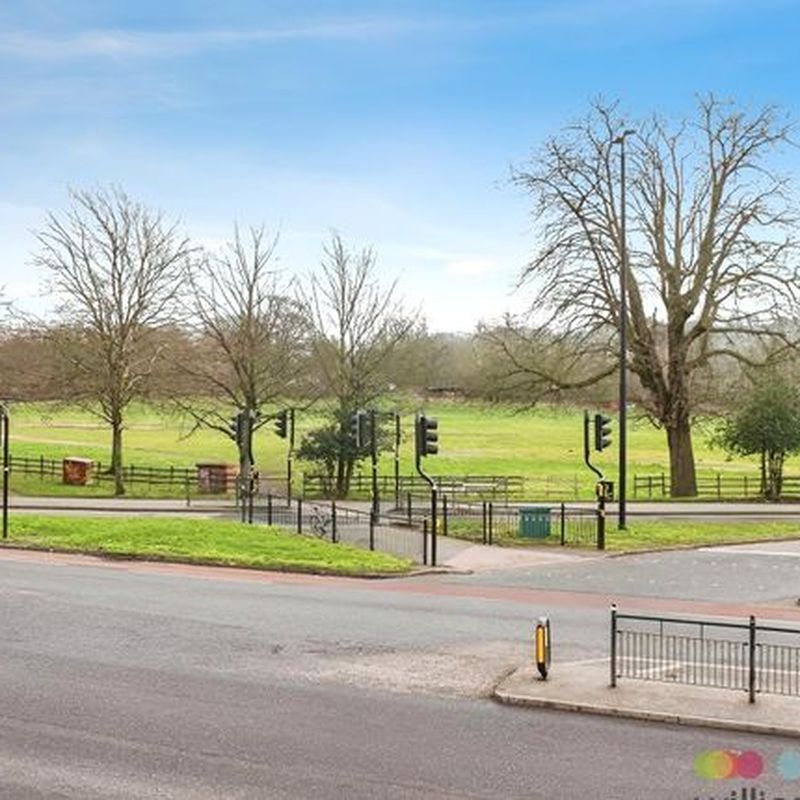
(702, 547, 800, 557)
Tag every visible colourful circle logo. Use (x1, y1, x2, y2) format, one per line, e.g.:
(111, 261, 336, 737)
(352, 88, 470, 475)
(778, 750, 800, 780)
(694, 750, 763, 780)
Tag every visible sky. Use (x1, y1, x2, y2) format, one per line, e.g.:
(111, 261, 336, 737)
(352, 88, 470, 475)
(2, 0, 800, 332)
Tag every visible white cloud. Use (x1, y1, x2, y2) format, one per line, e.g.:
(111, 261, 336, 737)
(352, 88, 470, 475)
(0, 1, 729, 62)
(0, 19, 424, 60)
(445, 257, 495, 277)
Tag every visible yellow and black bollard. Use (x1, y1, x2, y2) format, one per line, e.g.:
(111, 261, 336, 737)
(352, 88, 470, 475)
(535, 616, 551, 680)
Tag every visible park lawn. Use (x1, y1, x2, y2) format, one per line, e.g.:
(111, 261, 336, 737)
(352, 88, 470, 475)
(2, 515, 413, 576)
(446, 517, 800, 552)
(605, 520, 800, 552)
(6, 399, 786, 499)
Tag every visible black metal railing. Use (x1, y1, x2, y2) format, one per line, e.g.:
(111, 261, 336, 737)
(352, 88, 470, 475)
(257, 493, 427, 565)
(610, 607, 800, 702)
(395, 493, 599, 548)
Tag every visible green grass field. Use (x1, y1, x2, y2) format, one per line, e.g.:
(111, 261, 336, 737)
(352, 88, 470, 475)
(5, 400, 774, 499)
(2, 515, 412, 575)
(446, 516, 800, 551)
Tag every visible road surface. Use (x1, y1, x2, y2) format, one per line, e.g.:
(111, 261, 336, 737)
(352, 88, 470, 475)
(2, 542, 800, 798)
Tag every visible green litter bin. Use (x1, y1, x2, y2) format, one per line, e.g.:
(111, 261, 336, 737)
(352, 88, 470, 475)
(519, 506, 551, 538)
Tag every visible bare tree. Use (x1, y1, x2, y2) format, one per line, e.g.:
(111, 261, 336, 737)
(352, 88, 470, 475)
(300, 233, 415, 496)
(179, 226, 311, 467)
(0, 324, 67, 401)
(502, 97, 799, 496)
(33, 187, 191, 494)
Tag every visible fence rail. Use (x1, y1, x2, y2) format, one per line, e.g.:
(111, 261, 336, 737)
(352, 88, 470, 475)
(611, 607, 800, 702)
(302, 473, 525, 501)
(633, 471, 800, 499)
(256, 493, 427, 564)
(8, 453, 284, 495)
(9, 455, 198, 486)
(395, 493, 599, 548)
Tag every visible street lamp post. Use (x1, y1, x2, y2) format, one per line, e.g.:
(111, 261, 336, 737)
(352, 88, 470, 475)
(613, 129, 635, 530)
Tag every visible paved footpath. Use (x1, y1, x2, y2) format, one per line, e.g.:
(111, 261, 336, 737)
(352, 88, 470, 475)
(496, 661, 800, 738)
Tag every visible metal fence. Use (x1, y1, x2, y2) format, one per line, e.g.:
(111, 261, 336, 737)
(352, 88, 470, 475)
(302, 472, 525, 502)
(610, 607, 800, 702)
(255, 493, 427, 564)
(394, 493, 599, 548)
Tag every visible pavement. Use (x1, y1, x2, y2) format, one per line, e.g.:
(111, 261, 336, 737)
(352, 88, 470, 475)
(9, 495, 232, 515)
(494, 658, 800, 738)
(440, 538, 600, 571)
(15, 494, 800, 517)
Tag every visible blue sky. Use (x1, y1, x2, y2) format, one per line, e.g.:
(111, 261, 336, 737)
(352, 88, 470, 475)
(2, 0, 799, 330)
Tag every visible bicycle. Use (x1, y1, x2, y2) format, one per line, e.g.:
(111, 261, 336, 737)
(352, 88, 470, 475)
(309, 506, 332, 539)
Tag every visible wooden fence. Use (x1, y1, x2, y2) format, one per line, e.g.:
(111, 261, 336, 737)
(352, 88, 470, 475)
(302, 472, 525, 501)
(633, 472, 800, 499)
(10, 455, 197, 487)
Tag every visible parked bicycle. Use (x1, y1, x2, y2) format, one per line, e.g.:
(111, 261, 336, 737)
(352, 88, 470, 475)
(309, 506, 332, 539)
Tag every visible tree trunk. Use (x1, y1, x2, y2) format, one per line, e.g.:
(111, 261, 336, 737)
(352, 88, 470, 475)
(111, 416, 125, 496)
(666, 416, 697, 497)
(766, 450, 785, 500)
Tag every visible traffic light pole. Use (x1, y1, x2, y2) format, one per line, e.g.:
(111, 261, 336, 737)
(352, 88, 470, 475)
(393, 412, 401, 509)
(370, 409, 379, 519)
(240, 410, 252, 523)
(583, 411, 603, 483)
(415, 457, 438, 568)
(1, 405, 9, 539)
(287, 408, 295, 507)
(583, 411, 606, 551)
(414, 414, 438, 567)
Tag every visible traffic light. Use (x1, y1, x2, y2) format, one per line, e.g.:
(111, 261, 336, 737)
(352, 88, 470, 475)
(416, 414, 439, 457)
(594, 413, 612, 452)
(350, 409, 369, 448)
(274, 409, 288, 439)
(229, 411, 246, 446)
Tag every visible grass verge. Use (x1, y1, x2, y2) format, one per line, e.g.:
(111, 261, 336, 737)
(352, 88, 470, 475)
(1, 515, 413, 576)
(445, 518, 800, 552)
(605, 520, 800, 552)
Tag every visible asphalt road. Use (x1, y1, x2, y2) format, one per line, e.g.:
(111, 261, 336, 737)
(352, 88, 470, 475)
(3, 547, 800, 799)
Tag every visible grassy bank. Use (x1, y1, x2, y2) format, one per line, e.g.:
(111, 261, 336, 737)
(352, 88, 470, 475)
(447, 517, 800, 553)
(605, 520, 800, 552)
(1, 515, 413, 576)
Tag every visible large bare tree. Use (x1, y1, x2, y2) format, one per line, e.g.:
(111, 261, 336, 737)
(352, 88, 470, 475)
(502, 97, 799, 496)
(179, 226, 311, 467)
(300, 233, 414, 496)
(34, 187, 191, 494)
